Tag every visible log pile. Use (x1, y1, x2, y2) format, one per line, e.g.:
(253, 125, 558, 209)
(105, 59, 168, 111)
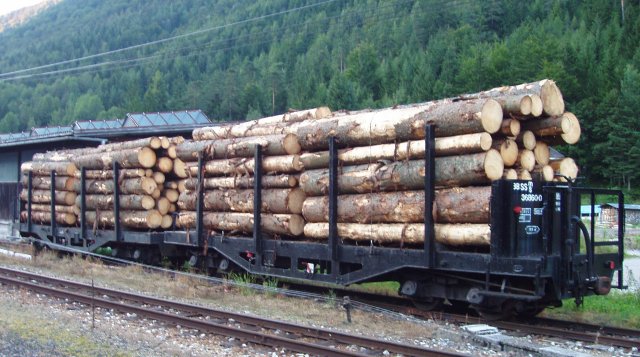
(19, 80, 583, 249)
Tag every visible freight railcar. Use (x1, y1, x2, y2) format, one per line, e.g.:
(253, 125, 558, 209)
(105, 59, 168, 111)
(15, 128, 625, 319)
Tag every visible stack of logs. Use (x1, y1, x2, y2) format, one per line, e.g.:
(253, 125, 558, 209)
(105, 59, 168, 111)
(185, 79, 579, 247)
(19, 79, 581, 249)
(20, 136, 188, 229)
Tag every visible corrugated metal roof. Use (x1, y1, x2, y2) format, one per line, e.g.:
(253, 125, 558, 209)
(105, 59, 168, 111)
(601, 203, 640, 211)
(0, 110, 212, 147)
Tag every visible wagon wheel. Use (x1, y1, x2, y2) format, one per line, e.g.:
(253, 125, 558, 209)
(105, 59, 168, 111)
(475, 300, 516, 321)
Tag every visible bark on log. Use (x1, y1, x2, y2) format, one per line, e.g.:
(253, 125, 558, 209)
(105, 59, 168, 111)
(176, 212, 304, 236)
(21, 161, 78, 176)
(21, 175, 78, 191)
(303, 223, 490, 246)
(71, 177, 157, 195)
(74, 194, 155, 211)
(20, 211, 76, 225)
(494, 95, 532, 116)
(458, 79, 564, 116)
(300, 133, 493, 170)
(175, 134, 301, 161)
(74, 168, 147, 180)
(302, 186, 490, 224)
(72, 147, 157, 169)
(186, 155, 303, 177)
(521, 112, 581, 145)
(183, 175, 298, 191)
(192, 107, 332, 140)
(299, 150, 503, 196)
(29, 204, 78, 214)
(20, 189, 76, 205)
(83, 210, 162, 229)
(178, 188, 306, 214)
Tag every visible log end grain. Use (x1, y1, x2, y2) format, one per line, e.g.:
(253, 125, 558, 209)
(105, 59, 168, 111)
(161, 215, 173, 229)
(517, 169, 532, 180)
(141, 177, 159, 195)
(520, 130, 537, 150)
(288, 214, 305, 236)
(156, 157, 173, 174)
(173, 158, 188, 178)
(149, 137, 162, 150)
(561, 112, 581, 145)
(533, 141, 550, 165)
(287, 188, 307, 214)
(153, 171, 166, 185)
(519, 95, 532, 116)
(503, 168, 518, 180)
(314, 106, 332, 119)
(147, 210, 163, 229)
(138, 147, 157, 168)
(141, 195, 156, 210)
(479, 132, 493, 151)
(483, 149, 504, 181)
(529, 94, 543, 117)
(157, 197, 171, 215)
(499, 139, 519, 167)
(160, 137, 171, 149)
(519, 150, 536, 171)
(283, 133, 302, 155)
(480, 99, 503, 134)
(540, 79, 565, 116)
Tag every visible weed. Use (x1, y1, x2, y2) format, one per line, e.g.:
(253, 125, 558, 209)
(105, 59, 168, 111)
(262, 277, 278, 297)
(227, 272, 256, 296)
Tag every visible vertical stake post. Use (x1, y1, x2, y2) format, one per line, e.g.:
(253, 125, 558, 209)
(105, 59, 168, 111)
(424, 124, 436, 268)
(50, 171, 57, 242)
(80, 167, 87, 245)
(113, 162, 121, 242)
(253, 145, 263, 266)
(328, 136, 339, 276)
(196, 154, 204, 249)
(27, 171, 33, 232)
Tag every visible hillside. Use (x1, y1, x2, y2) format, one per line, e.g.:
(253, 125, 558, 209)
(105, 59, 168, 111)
(0, 0, 61, 32)
(0, 0, 638, 187)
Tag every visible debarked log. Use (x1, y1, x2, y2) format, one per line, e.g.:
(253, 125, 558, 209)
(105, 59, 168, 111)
(83, 210, 162, 229)
(74, 194, 156, 211)
(21, 175, 78, 191)
(21, 161, 78, 176)
(175, 134, 301, 161)
(299, 150, 503, 196)
(186, 155, 303, 177)
(303, 223, 490, 246)
(20, 211, 77, 225)
(176, 212, 304, 236)
(177, 188, 306, 214)
(183, 175, 298, 191)
(20, 189, 77, 206)
(72, 147, 156, 169)
(301, 186, 490, 224)
(70, 177, 157, 195)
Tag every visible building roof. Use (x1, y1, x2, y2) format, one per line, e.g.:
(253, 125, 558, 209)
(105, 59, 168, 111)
(601, 203, 640, 211)
(0, 110, 213, 148)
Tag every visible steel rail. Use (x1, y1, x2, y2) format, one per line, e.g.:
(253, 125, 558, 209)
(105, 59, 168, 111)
(0, 266, 461, 357)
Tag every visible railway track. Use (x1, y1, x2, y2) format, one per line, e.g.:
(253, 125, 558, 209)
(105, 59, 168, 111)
(0, 266, 462, 357)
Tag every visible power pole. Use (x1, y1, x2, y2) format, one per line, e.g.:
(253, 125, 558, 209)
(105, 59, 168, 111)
(621, 0, 625, 24)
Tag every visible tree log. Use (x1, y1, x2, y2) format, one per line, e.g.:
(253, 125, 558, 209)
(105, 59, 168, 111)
(156, 197, 170, 215)
(499, 118, 521, 137)
(192, 107, 332, 140)
(164, 188, 179, 203)
(176, 212, 304, 236)
(300, 133, 493, 170)
(175, 134, 301, 161)
(161, 215, 173, 229)
(299, 150, 503, 196)
(492, 138, 518, 167)
(516, 169, 532, 180)
(302, 187, 490, 224)
(21, 161, 78, 176)
(156, 157, 173, 174)
(74, 168, 147, 180)
(71, 177, 157, 195)
(20, 189, 76, 205)
(529, 94, 543, 117)
(20, 211, 76, 226)
(74, 194, 155, 211)
(186, 155, 303, 177)
(29, 204, 78, 214)
(494, 95, 532, 116)
(522, 112, 581, 145)
(72, 147, 156, 169)
(83, 210, 162, 229)
(21, 175, 78, 191)
(550, 158, 578, 181)
(532, 165, 554, 182)
(152, 171, 165, 185)
(533, 142, 550, 165)
(518, 150, 536, 171)
(303, 223, 490, 246)
(503, 168, 518, 179)
(183, 175, 298, 191)
(458, 79, 564, 116)
(173, 158, 188, 178)
(178, 188, 306, 214)
(515, 130, 536, 150)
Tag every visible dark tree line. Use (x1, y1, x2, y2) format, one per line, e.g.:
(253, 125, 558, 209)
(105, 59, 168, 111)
(0, 0, 638, 190)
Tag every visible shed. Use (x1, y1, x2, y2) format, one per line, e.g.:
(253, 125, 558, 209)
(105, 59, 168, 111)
(600, 203, 640, 225)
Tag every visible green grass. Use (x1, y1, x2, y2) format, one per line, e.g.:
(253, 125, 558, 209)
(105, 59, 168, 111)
(355, 281, 400, 295)
(543, 290, 640, 329)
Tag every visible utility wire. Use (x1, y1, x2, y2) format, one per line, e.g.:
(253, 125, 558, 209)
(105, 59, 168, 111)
(0, 0, 341, 78)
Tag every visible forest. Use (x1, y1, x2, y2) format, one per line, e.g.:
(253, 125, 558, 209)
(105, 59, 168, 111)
(0, 0, 638, 190)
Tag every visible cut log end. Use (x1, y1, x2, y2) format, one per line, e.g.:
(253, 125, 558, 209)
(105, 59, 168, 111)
(483, 149, 504, 181)
(519, 150, 536, 171)
(503, 168, 518, 180)
(519, 130, 537, 150)
(540, 79, 565, 116)
(533, 142, 550, 165)
(149, 137, 162, 150)
(161, 215, 173, 229)
(283, 133, 302, 155)
(479, 132, 493, 151)
(519, 95, 532, 116)
(561, 112, 581, 145)
(138, 147, 157, 168)
(480, 99, 503, 134)
(498, 139, 518, 167)
(500, 119, 521, 137)
(529, 94, 543, 117)
(287, 188, 307, 214)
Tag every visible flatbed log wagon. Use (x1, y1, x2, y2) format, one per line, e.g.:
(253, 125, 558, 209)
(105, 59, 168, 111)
(16, 127, 625, 319)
